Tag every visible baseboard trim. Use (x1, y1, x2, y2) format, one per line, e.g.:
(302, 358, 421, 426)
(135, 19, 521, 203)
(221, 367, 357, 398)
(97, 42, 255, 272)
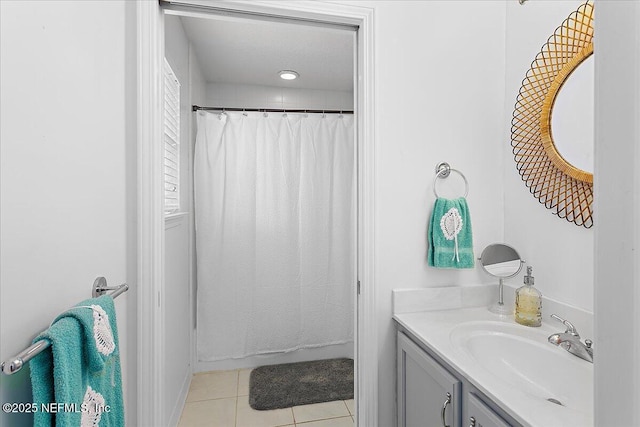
(168, 368, 192, 427)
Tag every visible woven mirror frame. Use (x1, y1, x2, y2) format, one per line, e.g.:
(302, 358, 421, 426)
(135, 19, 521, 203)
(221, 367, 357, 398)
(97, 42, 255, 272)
(511, 1, 594, 228)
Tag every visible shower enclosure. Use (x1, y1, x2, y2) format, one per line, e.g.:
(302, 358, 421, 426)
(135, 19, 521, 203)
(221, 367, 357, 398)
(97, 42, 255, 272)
(194, 110, 355, 367)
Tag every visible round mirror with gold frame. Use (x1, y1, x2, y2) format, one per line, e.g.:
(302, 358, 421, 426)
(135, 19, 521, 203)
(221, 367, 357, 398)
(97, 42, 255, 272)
(511, 1, 594, 228)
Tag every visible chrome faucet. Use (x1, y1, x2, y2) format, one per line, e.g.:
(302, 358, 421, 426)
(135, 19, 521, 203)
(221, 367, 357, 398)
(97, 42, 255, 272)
(547, 314, 593, 363)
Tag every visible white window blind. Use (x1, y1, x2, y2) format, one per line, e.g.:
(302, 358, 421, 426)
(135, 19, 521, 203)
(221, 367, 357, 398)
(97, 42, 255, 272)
(164, 59, 180, 214)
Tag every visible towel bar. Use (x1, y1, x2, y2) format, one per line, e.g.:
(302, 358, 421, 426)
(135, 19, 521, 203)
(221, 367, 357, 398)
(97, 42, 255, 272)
(1, 278, 129, 375)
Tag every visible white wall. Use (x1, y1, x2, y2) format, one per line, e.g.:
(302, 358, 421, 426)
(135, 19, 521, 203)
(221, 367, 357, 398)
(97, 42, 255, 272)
(503, 0, 594, 313)
(164, 14, 205, 426)
(0, 1, 135, 426)
(206, 82, 353, 111)
(594, 1, 640, 425)
(335, 2, 507, 425)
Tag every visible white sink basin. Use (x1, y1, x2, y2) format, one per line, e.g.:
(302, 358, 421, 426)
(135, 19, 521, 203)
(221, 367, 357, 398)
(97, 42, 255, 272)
(450, 321, 593, 414)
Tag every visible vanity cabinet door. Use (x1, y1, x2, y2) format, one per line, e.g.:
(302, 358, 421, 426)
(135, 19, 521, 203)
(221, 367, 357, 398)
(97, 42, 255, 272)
(467, 393, 511, 427)
(398, 332, 462, 427)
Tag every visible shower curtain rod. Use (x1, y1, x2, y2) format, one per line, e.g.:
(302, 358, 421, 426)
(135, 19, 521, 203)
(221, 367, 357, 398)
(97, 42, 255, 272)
(192, 105, 354, 114)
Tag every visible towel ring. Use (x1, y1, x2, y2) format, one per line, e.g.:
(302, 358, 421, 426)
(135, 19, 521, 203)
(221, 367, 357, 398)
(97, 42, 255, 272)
(433, 162, 469, 198)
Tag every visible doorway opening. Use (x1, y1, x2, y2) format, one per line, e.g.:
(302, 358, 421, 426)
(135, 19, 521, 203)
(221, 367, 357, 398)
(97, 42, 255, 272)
(137, 2, 375, 425)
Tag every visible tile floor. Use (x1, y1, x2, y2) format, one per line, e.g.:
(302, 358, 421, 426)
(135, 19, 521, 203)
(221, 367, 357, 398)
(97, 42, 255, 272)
(179, 369, 355, 427)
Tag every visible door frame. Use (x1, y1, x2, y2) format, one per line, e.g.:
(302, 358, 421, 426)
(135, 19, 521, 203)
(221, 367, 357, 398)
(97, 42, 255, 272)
(137, 1, 376, 425)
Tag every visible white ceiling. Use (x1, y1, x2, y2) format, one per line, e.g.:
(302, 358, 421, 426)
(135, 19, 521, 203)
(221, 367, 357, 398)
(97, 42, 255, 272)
(179, 16, 355, 91)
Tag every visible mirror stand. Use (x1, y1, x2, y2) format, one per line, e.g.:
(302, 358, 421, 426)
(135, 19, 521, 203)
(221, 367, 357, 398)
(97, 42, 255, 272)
(479, 243, 525, 317)
(488, 278, 513, 316)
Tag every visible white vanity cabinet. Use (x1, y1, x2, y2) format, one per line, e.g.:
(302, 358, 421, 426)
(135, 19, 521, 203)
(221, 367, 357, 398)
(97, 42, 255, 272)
(397, 330, 518, 427)
(397, 332, 461, 427)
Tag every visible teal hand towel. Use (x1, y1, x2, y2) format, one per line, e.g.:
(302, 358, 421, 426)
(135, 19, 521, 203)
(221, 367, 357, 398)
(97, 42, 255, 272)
(30, 295, 125, 427)
(428, 197, 475, 268)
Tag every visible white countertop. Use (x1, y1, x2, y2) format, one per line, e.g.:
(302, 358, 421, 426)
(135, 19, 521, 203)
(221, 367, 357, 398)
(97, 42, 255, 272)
(394, 307, 593, 427)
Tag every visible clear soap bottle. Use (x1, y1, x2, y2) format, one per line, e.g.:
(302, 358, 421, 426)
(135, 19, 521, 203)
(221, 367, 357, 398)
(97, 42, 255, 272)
(515, 266, 542, 327)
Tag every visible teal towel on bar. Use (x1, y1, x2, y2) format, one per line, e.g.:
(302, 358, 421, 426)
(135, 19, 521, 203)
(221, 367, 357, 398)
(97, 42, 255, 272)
(428, 197, 475, 268)
(30, 295, 124, 427)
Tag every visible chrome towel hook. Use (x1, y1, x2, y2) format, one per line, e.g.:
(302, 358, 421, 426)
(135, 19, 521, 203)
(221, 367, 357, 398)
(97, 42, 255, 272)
(433, 162, 469, 198)
(435, 162, 451, 178)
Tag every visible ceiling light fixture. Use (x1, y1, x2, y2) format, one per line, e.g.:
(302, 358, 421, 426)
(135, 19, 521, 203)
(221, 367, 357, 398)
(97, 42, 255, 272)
(279, 70, 299, 80)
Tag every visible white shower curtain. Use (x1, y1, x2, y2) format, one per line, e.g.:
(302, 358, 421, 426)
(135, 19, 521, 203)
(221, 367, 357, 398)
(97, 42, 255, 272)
(194, 110, 355, 361)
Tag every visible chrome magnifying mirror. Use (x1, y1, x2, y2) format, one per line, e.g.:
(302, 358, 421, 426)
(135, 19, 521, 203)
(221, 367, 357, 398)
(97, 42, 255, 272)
(479, 243, 525, 316)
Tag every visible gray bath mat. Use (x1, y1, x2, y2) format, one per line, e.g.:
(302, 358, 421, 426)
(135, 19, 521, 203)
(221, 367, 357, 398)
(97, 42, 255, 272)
(249, 358, 354, 410)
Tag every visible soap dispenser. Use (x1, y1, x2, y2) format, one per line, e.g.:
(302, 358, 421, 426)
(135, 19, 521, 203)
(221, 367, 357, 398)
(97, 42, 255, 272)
(515, 266, 542, 327)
